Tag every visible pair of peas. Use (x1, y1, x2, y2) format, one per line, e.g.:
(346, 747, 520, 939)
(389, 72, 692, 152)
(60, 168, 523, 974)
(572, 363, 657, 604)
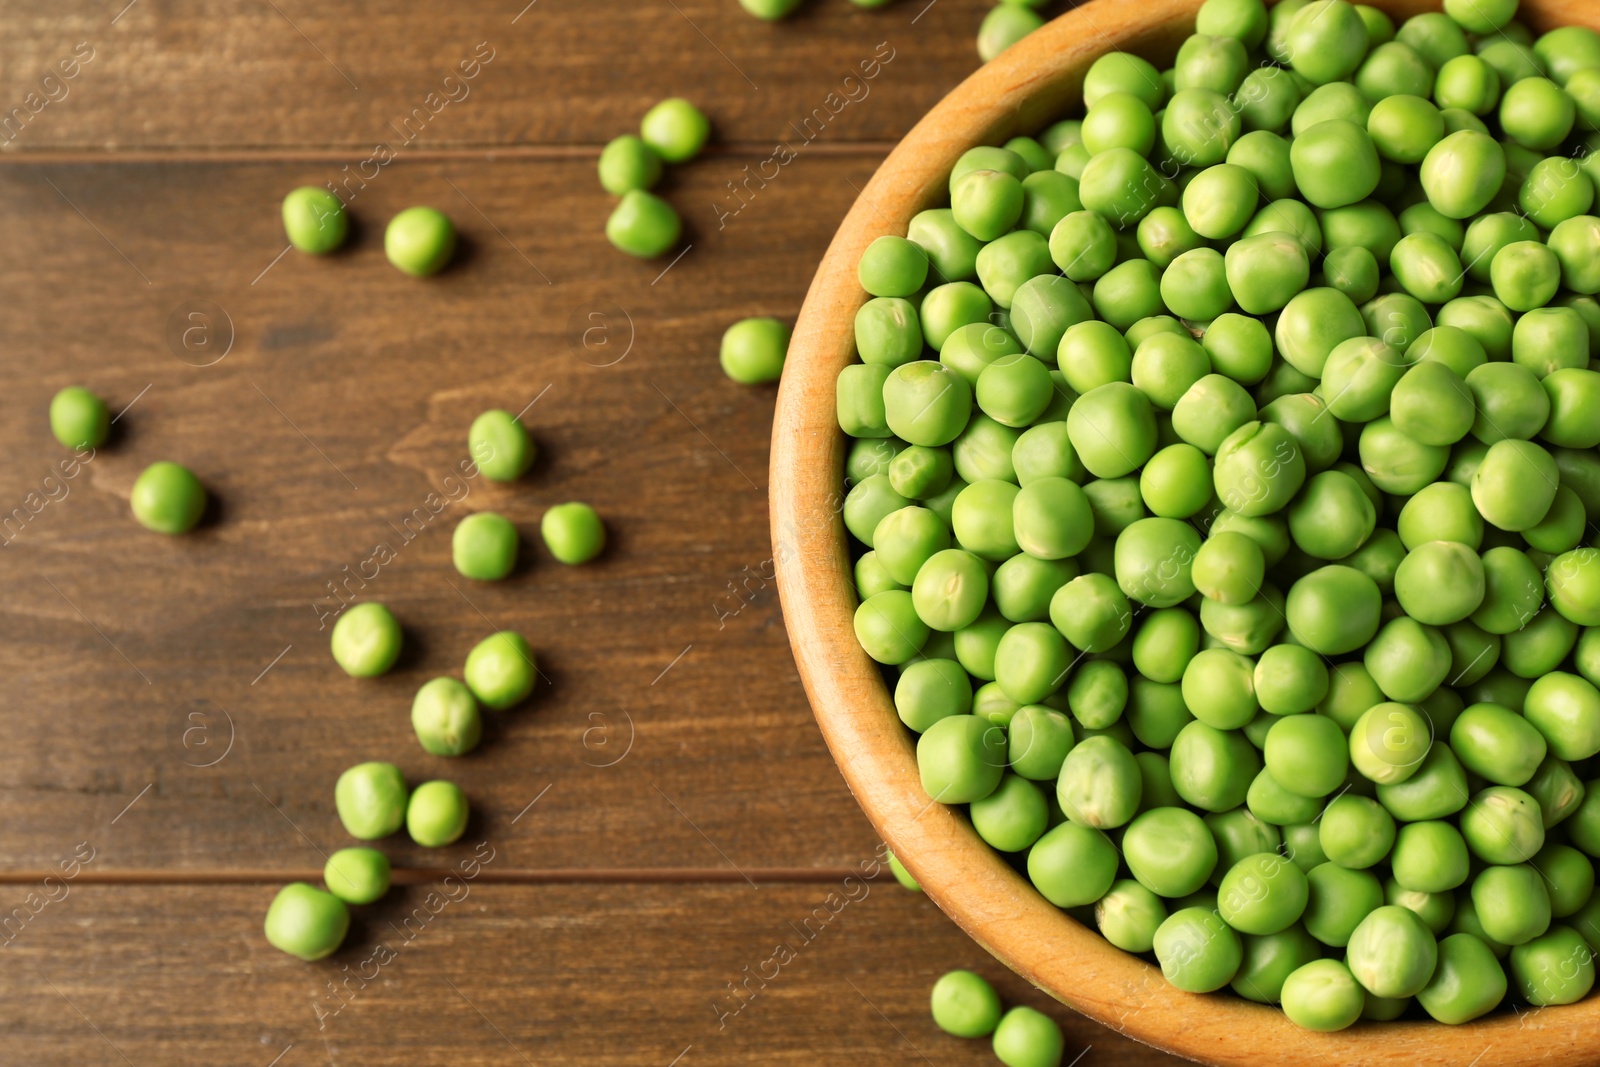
(49, 386, 210, 535)
(282, 186, 457, 277)
(457, 409, 607, 579)
(930, 969, 1066, 1067)
(600, 98, 710, 258)
(264, 766, 467, 961)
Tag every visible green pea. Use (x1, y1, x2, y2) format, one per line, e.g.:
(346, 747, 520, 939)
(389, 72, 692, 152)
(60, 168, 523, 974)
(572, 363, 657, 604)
(1153, 906, 1243, 993)
(330, 602, 403, 678)
(1542, 371, 1600, 452)
(459, 630, 535, 710)
(468, 409, 535, 482)
(1473, 439, 1560, 532)
(881, 362, 972, 449)
(1436, 54, 1502, 116)
(1163, 87, 1244, 168)
(1319, 793, 1396, 870)
(639, 97, 709, 163)
(1049, 572, 1132, 654)
(597, 135, 662, 195)
(334, 761, 407, 840)
(1451, 701, 1548, 787)
(929, 969, 1003, 1039)
(1389, 361, 1474, 448)
(1192, 531, 1265, 606)
(1289, 120, 1379, 209)
(1420, 130, 1506, 219)
(131, 461, 207, 534)
(1521, 671, 1600, 761)
(1067, 659, 1129, 730)
(411, 677, 482, 757)
(1473, 863, 1552, 946)
(719, 317, 789, 384)
(535, 501, 605, 566)
(971, 773, 1049, 853)
(1525, 755, 1586, 829)
(1286, 565, 1381, 655)
(1348, 701, 1432, 787)
(323, 847, 391, 905)
(1092, 879, 1167, 954)
(1537, 842, 1596, 918)
(1490, 239, 1561, 312)
(1092, 259, 1166, 330)
(1274, 288, 1364, 378)
(278, 186, 349, 258)
(1007, 704, 1075, 780)
(48, 386, 110, 452)
(1280, 958, 1365, 1031)
(1170, 720, 1261, 812)
(1303, 861, 1384, 947)
(951, 170, 1024, 242)
(1550, 548, 1600, 627)
(908, 210, 981, 284)
(406, 779, 469, 847)
(1218, 851, 1310, 935)
(452, 511, 518, 580)
(1347, 905, 1439, 998)
(264, 882, 350, 960)
(1025, 821, 1118, 907)
(385, 205, 456, 275)
(1138, 444, 1212, 518)
(977, 3, 1044, 61)
(1121, 806, 1216, 896)
(856, 588, 931, 665)
(1417, 931, 1508, 1023)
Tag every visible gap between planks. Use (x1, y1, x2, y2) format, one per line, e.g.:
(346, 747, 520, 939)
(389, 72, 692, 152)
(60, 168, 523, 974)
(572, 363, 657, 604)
(0, 142, 901, 165)
(0, 867, 887, 886)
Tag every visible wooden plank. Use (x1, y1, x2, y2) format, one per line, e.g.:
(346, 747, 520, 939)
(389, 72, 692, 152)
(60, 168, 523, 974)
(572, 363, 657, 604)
(0, 0, 1007, 152)
(0, 880, 1177, 1064)
(0, 151, 896, 871)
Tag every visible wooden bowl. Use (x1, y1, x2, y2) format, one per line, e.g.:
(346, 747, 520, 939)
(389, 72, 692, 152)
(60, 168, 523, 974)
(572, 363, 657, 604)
(770, 1, 1600, 1063)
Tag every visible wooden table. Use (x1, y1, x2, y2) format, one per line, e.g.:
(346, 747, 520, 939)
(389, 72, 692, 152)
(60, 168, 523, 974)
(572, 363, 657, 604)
(0, 2, 1179, 1062)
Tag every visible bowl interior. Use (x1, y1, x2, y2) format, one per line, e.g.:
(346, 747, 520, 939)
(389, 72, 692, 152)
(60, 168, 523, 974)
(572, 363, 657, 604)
(771, 1, 1600, 1064)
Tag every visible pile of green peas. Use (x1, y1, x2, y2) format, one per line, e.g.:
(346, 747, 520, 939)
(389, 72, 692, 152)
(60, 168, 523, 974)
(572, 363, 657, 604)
(840, 0, 1600, 1030)
(600, 98, 710, 258)
(931, 968, 1067, 1067)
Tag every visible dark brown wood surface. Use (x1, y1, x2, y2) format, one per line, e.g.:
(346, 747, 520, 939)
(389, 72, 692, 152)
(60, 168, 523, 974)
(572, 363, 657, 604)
(0, 0, 1181, 1062)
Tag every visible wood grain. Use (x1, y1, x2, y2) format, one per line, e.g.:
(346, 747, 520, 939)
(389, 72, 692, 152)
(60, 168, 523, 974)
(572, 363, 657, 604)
(772, 0, 1600, 1064)
(0, 151, 901, 872)
(0, 0, 997, 153)
(0, 881, 1181, 1064)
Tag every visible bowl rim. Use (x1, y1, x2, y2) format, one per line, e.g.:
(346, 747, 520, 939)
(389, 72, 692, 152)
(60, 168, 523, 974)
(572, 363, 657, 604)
(769, 0, 1600, 1062)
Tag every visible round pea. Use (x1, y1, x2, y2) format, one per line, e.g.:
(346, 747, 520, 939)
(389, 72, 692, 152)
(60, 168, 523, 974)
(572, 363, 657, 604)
(597, 134, 662, 195)
(1418, 932, 1508, 1023)
(640, 97, 709, 163)
(334, 762, 407, 840)
(385, 206, 456, 275)
(1280, 959, 1365, 1031)
(463, 631, 536, 711)
(1026, 821, 1118, 907)
(720, 317, 789, 384)
(1154, 906, 1243, 992)
(930, 970, 1003, 1038)
(469, 410, 536, 482)
(856, 589, 931, 664)
(330, 601, 403, 678)
(49, 386, 109, 451)
(1473, 863, 1552, 946)
(453, 511, 518, 580)
(407, 779, 469, 847)
(323, 847, 391, 905)
(411, 677, 482, 757)
(131, 461, 206, 534)
(264, 882, 349, 960)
